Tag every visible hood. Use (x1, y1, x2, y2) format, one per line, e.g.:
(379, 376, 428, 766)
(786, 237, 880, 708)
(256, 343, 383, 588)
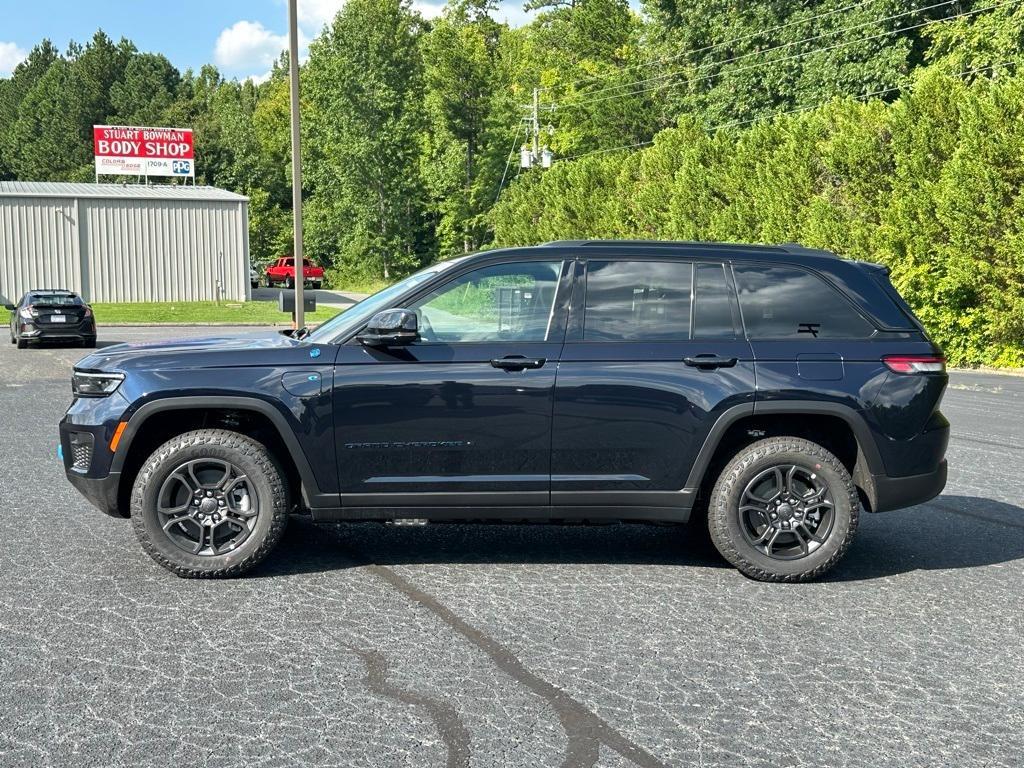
(76, 332, 331, 373)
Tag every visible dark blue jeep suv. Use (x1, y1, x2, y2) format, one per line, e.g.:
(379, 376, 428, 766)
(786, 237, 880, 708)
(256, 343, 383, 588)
(60, 241, 949, 581)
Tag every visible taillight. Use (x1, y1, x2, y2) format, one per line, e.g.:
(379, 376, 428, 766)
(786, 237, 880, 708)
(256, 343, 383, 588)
(83, 307, 93, 318)
(882, 355, 946, 374)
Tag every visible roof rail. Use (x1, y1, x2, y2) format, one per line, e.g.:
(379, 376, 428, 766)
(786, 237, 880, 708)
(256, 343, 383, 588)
(539, 239, 837, 257)
(541, 239, 788, 252)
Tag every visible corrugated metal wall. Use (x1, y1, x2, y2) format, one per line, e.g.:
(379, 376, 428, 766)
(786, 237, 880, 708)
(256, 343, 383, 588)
(0, 193, 248, 304)
(80, 199, 246, 302)
(0, 197, 82, 306)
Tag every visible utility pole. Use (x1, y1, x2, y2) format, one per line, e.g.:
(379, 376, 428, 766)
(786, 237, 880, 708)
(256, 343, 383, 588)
(520, 87, 554, 171)
(532, 87, 540, 160)
(287, 0, 305, 330)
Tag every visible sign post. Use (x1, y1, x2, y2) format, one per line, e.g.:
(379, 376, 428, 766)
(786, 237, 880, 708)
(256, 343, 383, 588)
(93, 126, 195, 180)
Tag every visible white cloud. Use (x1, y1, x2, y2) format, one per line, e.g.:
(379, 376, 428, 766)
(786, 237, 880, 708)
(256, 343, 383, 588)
(216, 0, 536, 80)
(295, 0, 480, 30)
(245, 70, 274, 85)
(0, 41, 27, 77)
(214, 20, 288, 75)
(296, 0, 346, 32)
(411, 2, 445, 20)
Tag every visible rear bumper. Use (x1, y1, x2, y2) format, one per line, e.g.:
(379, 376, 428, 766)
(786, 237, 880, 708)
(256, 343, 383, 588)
(20, 321, 95, 339)
(870, 459, 947, 513)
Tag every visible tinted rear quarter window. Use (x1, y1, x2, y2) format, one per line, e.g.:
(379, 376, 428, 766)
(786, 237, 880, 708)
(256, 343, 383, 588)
(734, 264, 876, 339)
(693, 263, 739, 338)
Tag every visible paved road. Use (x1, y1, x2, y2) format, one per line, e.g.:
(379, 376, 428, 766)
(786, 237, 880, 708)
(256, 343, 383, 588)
(251, 286, 369, 308)
(2, 328, 1022, 767)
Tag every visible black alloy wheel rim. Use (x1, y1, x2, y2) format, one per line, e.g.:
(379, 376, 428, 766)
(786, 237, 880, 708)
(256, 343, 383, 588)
(738, 464, 836, 560)
(156, 458, 259, 556)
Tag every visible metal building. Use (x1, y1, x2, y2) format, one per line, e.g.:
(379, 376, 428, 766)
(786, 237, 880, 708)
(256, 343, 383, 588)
(0, 182, 249, 305)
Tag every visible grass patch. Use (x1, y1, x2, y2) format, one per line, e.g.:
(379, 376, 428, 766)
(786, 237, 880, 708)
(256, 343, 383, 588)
(92, 301, 345, 325)
(332, 277, 390, 295)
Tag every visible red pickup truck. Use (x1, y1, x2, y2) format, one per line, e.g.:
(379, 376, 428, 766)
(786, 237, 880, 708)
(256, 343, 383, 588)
(265, 257, 324, 289)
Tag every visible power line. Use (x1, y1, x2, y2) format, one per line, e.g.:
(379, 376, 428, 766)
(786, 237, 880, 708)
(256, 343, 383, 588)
(558, 59, 1017, 164)
(567, 0, 1005, 109)
(540, 0, 880, 95)
(712, 59, 1017, 130)
(494, 121, 526, 202)
(560, 140, 656, 162)
(570, 0, 959, 103)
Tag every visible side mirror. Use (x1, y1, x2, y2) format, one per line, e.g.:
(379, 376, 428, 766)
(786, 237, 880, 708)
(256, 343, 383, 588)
(356, 309, 419, 347)
(278, 328, 295, 337)
(3, 304, 15, 312)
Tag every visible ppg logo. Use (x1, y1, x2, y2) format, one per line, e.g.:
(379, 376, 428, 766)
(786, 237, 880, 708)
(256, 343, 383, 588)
(171, 160, 191, 174)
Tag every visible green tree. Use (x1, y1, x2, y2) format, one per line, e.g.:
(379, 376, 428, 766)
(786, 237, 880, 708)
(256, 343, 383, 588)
(6, 31, 135, 180)
(422, 0, 506, 256)
(305, 0, 428, 282)
(0, 39, 60, 179)
(109, 53, 181, 125)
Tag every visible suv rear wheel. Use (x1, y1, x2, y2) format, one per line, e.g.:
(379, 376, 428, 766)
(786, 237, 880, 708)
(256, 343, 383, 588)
(708, 437, 859, 582)
(131, 429, 289, 578)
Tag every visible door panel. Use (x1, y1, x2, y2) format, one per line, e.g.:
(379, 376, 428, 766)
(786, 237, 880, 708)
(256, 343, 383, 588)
(551, 341, 755, 504)
(551, 258, 755, 506)
(333, 342, 561, 504)
(331, 259, 570, 507)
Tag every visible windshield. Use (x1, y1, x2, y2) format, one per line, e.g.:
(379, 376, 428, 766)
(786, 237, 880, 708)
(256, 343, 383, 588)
(305, 256, 471, 343)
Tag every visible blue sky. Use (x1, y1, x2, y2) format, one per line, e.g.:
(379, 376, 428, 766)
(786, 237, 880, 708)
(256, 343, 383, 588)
(0, 0, 539, 80)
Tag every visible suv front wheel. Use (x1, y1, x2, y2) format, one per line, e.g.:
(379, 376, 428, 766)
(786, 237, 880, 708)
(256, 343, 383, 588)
(708, 437, 859, 582)
(131, 429, 289, 578)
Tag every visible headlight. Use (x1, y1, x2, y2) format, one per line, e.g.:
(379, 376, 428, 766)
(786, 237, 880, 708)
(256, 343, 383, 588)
(72, 371, 125, 397)
(18, 307, 34, 319)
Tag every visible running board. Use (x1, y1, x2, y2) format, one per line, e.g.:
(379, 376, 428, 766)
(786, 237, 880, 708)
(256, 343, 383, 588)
(387, 518, 429, 526)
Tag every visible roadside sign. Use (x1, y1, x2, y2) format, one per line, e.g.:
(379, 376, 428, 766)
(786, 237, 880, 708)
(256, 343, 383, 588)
(93, 125, 195, 178)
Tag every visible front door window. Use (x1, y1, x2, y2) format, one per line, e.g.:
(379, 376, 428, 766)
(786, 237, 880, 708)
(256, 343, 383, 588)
(410, 261, 563, 343)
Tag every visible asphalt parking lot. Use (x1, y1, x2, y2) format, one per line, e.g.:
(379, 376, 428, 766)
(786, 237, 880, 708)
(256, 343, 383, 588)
(2, 327, 1022, 768)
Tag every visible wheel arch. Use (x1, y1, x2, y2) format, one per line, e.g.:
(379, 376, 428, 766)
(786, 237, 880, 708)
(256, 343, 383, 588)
(686, 401, 884, 512)
(111, 396, 329, 516)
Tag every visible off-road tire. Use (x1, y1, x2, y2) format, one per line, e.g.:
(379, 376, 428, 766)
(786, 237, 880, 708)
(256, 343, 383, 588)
(708, 437, 859, 582)
(131, 429, 289, 578)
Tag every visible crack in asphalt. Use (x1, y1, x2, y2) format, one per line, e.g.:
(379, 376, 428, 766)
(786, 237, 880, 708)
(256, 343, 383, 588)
(350, 647, 472, 768)
(329, 530, 670, 768)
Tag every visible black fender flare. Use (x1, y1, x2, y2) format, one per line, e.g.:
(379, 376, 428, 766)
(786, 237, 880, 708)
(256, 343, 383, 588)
(110, 395, 335, 508)
(683, 400, 885, 507)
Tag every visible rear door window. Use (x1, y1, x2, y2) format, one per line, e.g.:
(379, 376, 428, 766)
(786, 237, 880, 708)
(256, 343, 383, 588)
(583, 260, 692, 341)
(734, 264, 876, 339)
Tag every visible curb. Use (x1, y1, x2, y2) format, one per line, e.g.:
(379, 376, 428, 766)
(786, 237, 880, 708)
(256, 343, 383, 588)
(101, 321, 324, 328)
(950, 367, 1024, 378)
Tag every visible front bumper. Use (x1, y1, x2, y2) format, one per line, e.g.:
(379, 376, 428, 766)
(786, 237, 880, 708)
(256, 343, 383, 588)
(66, 469, 124, 518)
(870, 459, 948, 513)
(60, 392, 131, 518)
